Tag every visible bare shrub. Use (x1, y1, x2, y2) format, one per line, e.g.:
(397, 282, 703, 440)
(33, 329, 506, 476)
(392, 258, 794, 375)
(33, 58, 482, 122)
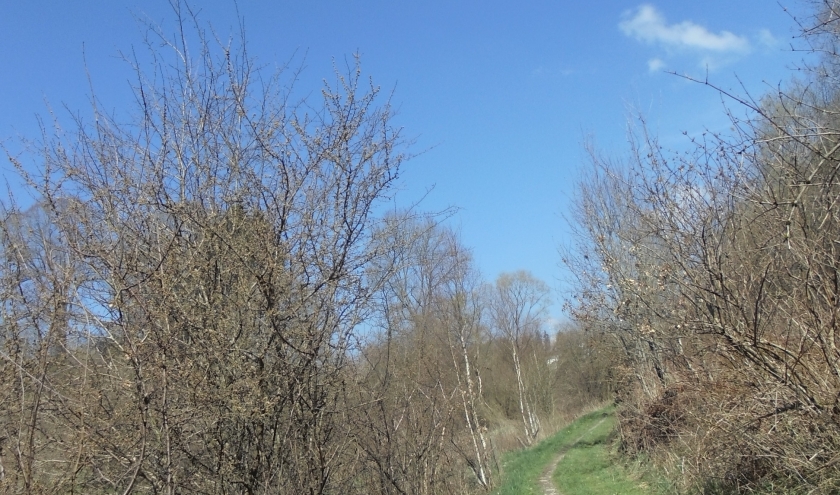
(0, 5, 410, 493)
(565, 2, 840, 491)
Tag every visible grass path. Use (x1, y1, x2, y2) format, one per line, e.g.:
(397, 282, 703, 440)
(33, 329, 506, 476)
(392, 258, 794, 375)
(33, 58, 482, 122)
(537, 415, 608, 495)
(493, 406, 665, 495)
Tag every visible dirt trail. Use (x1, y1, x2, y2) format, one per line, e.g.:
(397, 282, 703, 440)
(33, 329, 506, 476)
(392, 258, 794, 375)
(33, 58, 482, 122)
(538, 416, 608, 495)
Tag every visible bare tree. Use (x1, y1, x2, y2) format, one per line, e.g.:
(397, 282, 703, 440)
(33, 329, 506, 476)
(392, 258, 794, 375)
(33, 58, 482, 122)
(490, 271, 550, 446)
(433, 228, 494, 489)
(356, 217, 495, 493)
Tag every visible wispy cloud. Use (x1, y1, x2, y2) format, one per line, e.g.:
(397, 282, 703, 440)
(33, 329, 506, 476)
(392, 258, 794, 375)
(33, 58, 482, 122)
(620, 5, 751, 54)
(757, 28, 779, 49)
(647, 58, 666, 72)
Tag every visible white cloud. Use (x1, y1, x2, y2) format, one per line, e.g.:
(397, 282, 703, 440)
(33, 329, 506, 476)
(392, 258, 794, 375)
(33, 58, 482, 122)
(757, 28, 779, 48)
(647, 58, 666, 72)
(620, 4, 751, 54)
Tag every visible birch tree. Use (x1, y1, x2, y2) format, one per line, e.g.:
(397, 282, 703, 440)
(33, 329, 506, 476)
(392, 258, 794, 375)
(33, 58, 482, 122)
(490, 271, 550, 446)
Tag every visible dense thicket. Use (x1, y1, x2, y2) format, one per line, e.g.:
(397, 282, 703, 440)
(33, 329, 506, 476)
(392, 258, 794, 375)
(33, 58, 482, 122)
(566, 1, 840, 492)
(0, 6, 609, 494)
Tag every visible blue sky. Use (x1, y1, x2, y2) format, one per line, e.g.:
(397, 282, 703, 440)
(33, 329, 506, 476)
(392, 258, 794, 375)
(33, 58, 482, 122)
(0, 1, 808, 321)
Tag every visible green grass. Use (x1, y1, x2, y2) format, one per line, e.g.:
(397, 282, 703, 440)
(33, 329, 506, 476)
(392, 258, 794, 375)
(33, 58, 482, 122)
(552, 412, 664, 495)
(493, 406, 616, 495)
(494, 405, 668, 495)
